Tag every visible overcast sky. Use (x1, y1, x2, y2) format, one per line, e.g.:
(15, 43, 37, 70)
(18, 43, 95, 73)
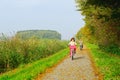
(0, 0, 85, 40)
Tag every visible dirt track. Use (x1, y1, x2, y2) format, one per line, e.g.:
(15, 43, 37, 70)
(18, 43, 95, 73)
(35, 46, 101, 80)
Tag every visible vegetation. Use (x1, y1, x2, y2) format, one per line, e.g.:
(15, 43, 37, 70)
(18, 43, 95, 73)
(15, 30, 61, 40)
(0, 36, 68, 73)
(75, 0, 120, 55)
(86, 43, 120, 80)
(75, 1, 120, 79)
(0, 48, 69, 80)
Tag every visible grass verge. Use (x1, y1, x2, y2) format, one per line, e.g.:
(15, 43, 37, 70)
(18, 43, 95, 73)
(86, 43, 120, 80)
(0, 48, 69, 80)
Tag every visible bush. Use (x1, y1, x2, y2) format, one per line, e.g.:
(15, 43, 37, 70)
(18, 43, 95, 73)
(0, 37, 68, 73)
(99, 44, 120, 55)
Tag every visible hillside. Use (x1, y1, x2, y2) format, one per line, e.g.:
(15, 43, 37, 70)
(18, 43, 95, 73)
(15, 30, 61, 40)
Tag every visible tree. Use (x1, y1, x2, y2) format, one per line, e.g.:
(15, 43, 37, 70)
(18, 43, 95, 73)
(15, 30, 61, 40)
(75, 0, 120, 53)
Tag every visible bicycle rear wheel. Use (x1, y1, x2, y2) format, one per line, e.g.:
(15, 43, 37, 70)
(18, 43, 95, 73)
(71, 49, 74, 60)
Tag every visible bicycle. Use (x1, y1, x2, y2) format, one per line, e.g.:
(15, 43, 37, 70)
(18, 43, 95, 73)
(70, 48, 75, 60)
(80, 44, 83, 50)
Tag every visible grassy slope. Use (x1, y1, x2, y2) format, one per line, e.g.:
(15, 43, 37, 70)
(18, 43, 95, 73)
(86, 43, 120, 80)
(0, 48, 69, 80)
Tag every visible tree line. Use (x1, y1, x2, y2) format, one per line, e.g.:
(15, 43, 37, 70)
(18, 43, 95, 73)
(16, 30, 61, 40)
(75, 0, 120, 54)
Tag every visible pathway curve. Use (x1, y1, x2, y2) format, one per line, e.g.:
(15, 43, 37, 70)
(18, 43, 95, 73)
(35, 46, 101, 80)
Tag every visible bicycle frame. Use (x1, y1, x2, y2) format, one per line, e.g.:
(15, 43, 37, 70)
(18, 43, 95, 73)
(70, 48, 74, 60)
(80, 45, 83, 50)
(69, 45, 76, 60)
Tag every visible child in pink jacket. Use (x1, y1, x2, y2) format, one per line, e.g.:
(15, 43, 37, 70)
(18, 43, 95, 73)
(68, 37, 77, 55)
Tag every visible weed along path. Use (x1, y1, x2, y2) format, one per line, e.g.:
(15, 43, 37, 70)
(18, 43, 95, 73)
(35, 46, 101, 80)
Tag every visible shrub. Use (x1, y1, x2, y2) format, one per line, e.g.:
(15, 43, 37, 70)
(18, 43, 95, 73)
(99, 44, 120, 55)
(0, 37, 68, 73)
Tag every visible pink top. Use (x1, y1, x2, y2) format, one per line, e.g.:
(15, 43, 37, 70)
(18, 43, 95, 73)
(69, 45, 76, 49)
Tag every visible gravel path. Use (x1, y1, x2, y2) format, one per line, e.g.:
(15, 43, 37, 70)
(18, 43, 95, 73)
(36, 47, 100, 80)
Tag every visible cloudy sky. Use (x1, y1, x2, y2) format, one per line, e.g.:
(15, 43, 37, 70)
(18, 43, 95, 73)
(0, 0, 85, 40)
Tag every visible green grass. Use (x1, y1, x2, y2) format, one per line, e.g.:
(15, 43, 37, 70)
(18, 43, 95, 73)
(0, 48, 69, 80)
(86, 43, 120, 80)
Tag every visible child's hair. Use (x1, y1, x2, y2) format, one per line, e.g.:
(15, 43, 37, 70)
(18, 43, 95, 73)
(70, 37, 75, 41)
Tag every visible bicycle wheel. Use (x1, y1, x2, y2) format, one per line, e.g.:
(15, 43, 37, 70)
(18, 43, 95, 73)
(71, 49, 74, 60)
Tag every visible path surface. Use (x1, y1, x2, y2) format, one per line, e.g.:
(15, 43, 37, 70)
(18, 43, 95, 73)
(36, 46, 100, 80)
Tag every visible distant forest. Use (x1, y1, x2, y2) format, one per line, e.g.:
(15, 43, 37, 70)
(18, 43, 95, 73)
(15, 30, 61, 40)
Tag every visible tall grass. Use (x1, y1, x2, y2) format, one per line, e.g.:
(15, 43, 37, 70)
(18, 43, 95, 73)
(0, 37, 68, 73)
(86, 43, 120, 80)
(0, 48, 69, 80)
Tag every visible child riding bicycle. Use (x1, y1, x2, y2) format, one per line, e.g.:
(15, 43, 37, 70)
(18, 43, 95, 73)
(68, 37, 77, 56)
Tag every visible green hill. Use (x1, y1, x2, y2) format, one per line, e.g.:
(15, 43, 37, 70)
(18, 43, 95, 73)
(15, 30, 61, 40)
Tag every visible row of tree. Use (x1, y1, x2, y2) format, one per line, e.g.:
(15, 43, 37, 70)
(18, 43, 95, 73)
(75, 0, 120, 54)
(15, 30, 61, 40)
